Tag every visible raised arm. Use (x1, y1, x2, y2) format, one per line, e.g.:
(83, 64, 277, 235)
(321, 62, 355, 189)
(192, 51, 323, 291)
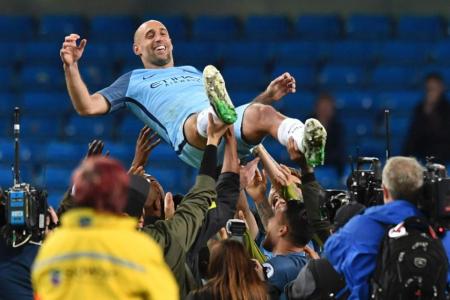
(61, 33, 109, 115)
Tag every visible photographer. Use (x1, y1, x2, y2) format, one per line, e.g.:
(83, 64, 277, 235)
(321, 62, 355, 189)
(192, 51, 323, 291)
(0, 202, 58, 300)
(323, 156, 445, 300)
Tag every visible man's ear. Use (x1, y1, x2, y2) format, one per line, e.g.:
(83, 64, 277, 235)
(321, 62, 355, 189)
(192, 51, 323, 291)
(279, 224, 288, 237)
(133, 44, 140, 56)
(382, 185, 392, 204)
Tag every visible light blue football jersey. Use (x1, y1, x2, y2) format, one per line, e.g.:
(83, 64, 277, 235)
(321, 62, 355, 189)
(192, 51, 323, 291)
(98, 66, 257, 168)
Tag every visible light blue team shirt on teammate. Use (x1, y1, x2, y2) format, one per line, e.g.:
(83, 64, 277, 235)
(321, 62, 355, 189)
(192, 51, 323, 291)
(98, 66, 255, 168)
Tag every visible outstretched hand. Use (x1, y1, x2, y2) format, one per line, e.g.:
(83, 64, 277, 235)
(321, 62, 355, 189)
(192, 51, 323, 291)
(60, 33, 87, 66)
(131, 126, 161, 169)
(265, 72, 296, 101)
(86, 140, 109, 158)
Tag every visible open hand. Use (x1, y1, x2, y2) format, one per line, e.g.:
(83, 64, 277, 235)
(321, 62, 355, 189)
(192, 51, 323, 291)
(245, 168, 267, 203)
(207, 113, 230, 145)
(60, 33, 87, 66)
(86, 140, 109, 158)
(131, 126, 161, 168)
(265, 72, 296, 101)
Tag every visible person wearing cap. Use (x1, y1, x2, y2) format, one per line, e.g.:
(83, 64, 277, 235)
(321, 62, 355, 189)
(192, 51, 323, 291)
(31, 156, 178, 300)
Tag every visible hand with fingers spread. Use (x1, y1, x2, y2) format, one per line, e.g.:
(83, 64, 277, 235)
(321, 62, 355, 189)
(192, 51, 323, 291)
(60, 33, 87, 66)
(265, 72, 296, 101)
(86, 139, 109, 158)
(131, 126, 161, 169)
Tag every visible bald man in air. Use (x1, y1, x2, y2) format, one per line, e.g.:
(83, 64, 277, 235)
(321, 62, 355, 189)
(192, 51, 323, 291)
(60, 20, 327, 168)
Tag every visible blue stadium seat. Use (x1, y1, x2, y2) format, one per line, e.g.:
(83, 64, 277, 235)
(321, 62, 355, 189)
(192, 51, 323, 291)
(22, 42, 62, 66)
(0, 138, 37, 166)
(397, 16, 444, 41)
(38, 15, 86, 41)
(43, 167, 73, 190)
(272, 66, 317, 89)
(222, 66, 267, 91)
(106, 142, 135, 165)
(244, 15, 291, 41)
(359, 137, 386, 159)
(44, 142, 85, 166)
(119, 117, 145, 141)
(0, 67, 14, 91)
(378, 42, 430, 66)
(319, 65, 365, 90)
(370, 66, 419, 90)
(21, 92, 72, 116)
(89, 15, 136, 41)
(347, 15, 391, 40)
(432, 40, 450, 65)
(295, 14, 341, 40)
(0, 92, 17, 117)
(0, 16, 34, 41)
(112, 42, 137, 65)
(314, 166, 341, 188)
(375, 90, 422, 116)
(326, 41, 378, 66)
(173, 42, 219, 69)
(220, 42, 273, 67)
(193, 16, 239, 41)
(147, 142, 179, 163)
(147, 167, 181, 193)
(141, 15, 189, 41)
(389, 116, 411, 137)
(47, 192, 66, 209)
(342, 116, 374, 141)
(19, 66, 65, 91)
(79, 64, 115, 91)
(21, 117, 61, 140)
(273, 42, 321, 67)
(277, 91, 315, 120)
(0, 168, 13, 187)
(82, 42, 112, 66)
(65, 115, 114, 141)
(228, 90, 259, 107)
(0, 42, 21, 67)
(334, 91, 375, 112)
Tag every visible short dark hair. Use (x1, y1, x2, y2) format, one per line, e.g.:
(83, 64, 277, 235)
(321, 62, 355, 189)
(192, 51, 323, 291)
(424, 72, 444, 83)
(283, 201, 314, 247)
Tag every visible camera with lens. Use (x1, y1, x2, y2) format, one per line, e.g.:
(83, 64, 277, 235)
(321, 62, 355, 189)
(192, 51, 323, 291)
(419, 157, 450, 232)
(347, 157, 384, 207)
(226, 219, 246, 243)
(0, 107, 48, 247)
(320, 157, 383, 223)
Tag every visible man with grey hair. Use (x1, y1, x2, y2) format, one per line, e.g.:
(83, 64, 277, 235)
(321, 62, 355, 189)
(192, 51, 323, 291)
(322, 156, 425, 300)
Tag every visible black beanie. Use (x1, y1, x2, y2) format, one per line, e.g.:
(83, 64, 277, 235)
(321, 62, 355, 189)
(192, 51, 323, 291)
(125, 175, 150, 218)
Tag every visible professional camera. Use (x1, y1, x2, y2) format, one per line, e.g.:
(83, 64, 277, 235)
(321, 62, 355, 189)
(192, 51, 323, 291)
(320, 190, 349, 223)
(347, 157, 383, 207)
(320, 157, 383, 223)
(0, 107, 48, 247)
(419, 157, 450, 231)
